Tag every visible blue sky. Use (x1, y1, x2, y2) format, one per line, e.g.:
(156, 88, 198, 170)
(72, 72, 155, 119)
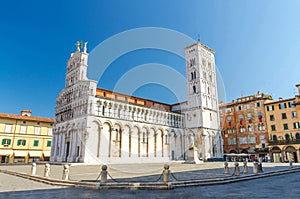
(1, 0, 300, 118)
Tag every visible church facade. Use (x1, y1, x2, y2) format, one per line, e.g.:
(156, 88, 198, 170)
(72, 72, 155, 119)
(50, 41, 223, 164)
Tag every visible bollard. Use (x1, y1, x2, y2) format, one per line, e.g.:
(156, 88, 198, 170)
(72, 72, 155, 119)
(44, 163, 50, 177)
(100, 165, 108, 183)
(224, 162, 230, 174)
(234, 162, 240, 176)
(243, 161, 248, 174)
(253, 162, 258, 174)
(289, 160, 293, 169)
(163, 164, 170, 183)
(31, 162, 37, 175)
(62, 164, 70, 180)
(257, 162, 263, 173)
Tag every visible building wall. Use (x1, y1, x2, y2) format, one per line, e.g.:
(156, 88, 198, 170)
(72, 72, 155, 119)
(220, 92, 272, 160)
(265, 96, 300, 162)
(0, 112, 54, 164)
(51, 41, 223, 164)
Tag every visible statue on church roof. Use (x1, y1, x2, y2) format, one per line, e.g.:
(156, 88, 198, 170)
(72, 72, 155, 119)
(84, 42, 88, 53)
(76, 40, 83, 52)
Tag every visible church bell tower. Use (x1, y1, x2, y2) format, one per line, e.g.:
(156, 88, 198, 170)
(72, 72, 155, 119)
(184, 38, 223, 162)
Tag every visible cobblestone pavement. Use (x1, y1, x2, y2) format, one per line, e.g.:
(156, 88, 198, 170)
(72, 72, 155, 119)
(0, 171, 299, 199)
(0, 162, 297, 182)
(0, 172, 62, 193)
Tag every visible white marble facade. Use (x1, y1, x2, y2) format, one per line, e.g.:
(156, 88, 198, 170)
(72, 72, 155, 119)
(50, 41, 223, 164)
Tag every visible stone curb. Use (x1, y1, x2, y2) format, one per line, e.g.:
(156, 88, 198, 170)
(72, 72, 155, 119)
(0, 167, 299, 190)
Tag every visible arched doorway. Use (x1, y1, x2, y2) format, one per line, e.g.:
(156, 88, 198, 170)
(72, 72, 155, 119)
(271, 146, 281, 162)
(285, 146, 297, 162)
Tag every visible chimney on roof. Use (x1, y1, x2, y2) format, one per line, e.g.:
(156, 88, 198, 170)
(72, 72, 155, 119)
(21, 110, 31, 116)
(296, 84, 300, 96)
(278, 97, 283, 101)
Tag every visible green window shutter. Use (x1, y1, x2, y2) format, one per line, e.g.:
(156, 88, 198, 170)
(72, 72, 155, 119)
(34, 140, 39, 147)
(8, 139, 11, 145)
(2, 139, 5, 145)
(23, 140, 26, 146)
(17, 140, 21, 146)
(47, 141, 52, 147)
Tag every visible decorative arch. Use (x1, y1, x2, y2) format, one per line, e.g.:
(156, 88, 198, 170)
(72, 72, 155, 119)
(296, 132, 300, 140)
(229, 150, 237, 154)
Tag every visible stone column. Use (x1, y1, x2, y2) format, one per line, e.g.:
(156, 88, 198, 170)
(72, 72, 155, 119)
(253, 162, 258, 174)
(234, 162, 240, 176)
(243, 161, 248, 174)
(163, 164, 170, 183)
(31, 163, 37, 175)
(101, 165, 108, 183)
(62, 165, 70, 180)
(44, 164, 50, 177)
(224, 162, 230, 174)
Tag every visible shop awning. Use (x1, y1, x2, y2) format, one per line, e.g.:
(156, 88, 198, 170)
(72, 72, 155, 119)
(43, 151, 51, 157)
(0, 149, 13, 156)
(29, 151, 42, 157)
(14, 151, 28, 157)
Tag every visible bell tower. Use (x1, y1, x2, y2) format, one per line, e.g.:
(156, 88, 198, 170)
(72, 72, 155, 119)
(184, 38, 222, 161)
(65, 41, 89, 87)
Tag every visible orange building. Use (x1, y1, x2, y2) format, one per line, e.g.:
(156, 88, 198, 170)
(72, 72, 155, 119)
(220, 92, 272, 161)
(265, 84, 300, 162)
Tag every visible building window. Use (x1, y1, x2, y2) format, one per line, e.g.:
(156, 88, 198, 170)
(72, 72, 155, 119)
(271, 125, 276, 131)
(34, 127, 41, 135)
(258, 112, 263, 122)
(239, 137, 247, 144)
(285, 134, 290, 140)
(33, 140, 39, 147)
(238, 106, 242, 111)
(296, 133, 300, 140)
(293, 122, 300, 129)
(258, 123, 265, 131)
(288, 101, 295, 108)
(256, 102, 261, 107)
(164, 134, 168, 145)
(248, 136, 256, 144)
(283, 123, 289, 130)
(240, 126, 245, 133)
(5, 124, 13, 133)
(2, 139, 11, 146)
(48, 128, 53, 136)
(248, 125, 252, 132)
(267, 105, 274, 111)
(282, 113, 287, 119)
(270, 115, 275, 121)
(193, 85, 196, 93)
(272, 135, 277, 141)
(228, 138, 236, 145)
(279, 103, 287, 109)
(20, 125, 27, 134)
(246, 104, 250, 109)
(17, 139, 26, 146)
(47, 141, 52, 147)
(260, 135, 266, 144)
(292, 111, 297, 118)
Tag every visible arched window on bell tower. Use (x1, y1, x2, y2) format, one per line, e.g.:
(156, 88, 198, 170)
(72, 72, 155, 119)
(193, 85, 196, 93)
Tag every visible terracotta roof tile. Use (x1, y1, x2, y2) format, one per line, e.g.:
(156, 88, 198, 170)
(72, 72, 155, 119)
(0, 113, 54, 123)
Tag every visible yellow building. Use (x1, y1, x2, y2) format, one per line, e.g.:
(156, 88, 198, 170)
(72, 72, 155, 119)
(265, 85, 300, 162)
(0, 110, 54, 164)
